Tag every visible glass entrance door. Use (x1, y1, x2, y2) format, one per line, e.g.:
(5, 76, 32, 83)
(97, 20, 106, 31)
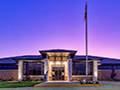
(52, 67, 64, 80)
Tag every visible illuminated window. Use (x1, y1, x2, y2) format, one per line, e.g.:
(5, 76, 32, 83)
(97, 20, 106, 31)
(49, 57, 54, 61)
(62, 57, 67, 61)
(56, 57, 61, 61)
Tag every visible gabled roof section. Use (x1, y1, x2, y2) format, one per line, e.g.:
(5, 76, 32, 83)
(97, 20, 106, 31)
(39, 49, 77, 58)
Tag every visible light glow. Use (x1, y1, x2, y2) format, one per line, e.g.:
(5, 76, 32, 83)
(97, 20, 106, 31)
(56, 61, 61, 64)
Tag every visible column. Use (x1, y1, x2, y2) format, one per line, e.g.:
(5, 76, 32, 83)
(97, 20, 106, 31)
(69, 59, 72, 81)
(93, 61, 98, 81)
(44, 59, 48, 81)
(18, 60, 23, 81)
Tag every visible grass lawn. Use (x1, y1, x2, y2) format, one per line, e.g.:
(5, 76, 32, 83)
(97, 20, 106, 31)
(0, 81, 42, 88)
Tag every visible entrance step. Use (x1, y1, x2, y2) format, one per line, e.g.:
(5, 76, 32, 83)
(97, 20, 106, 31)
(34, 82, 103, 87)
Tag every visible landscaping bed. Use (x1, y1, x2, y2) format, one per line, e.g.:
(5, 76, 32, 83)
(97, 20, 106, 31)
(0, 81, 42, 88)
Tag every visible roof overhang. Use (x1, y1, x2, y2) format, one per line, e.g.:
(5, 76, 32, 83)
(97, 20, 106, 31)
(39, 49, 77, 58)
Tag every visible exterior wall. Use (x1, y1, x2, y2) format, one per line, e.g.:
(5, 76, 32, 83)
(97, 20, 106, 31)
(0, 70, 18, 80)
(98, 70, 120, 81)
(72, 75, 93, 81)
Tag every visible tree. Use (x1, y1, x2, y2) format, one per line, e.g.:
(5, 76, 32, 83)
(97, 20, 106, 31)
(25, 63, 31, 81)
(111, 69, 117, 80)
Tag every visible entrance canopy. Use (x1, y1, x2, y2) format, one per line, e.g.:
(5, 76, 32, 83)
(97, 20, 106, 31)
(39, 49, 77, 58)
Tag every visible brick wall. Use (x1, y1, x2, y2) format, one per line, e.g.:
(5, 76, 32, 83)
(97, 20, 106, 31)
(98, 70, 120, 81)
(0, 70, 18, 80)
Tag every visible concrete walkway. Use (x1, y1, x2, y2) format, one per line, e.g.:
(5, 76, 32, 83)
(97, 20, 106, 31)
(0, 81, 120, 90)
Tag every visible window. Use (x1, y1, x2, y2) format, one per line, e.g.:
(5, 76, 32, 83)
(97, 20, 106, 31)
(113, 66, 117, 69)
(56, 57, 61, 61)
(62, 57, 67, 61)
(72, 62, 93, 75)
(108, 66, 112, 69)
(98, 65, 120, 70)
(0, 65, 18, 70)
(24, 62, 44, 75)
(118, 66, 120, 69)
(49, 57, 54, 61)
(0, 65, 2, 69)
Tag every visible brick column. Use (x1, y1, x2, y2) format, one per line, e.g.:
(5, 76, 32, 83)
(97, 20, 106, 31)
(18, 60, 23, 81)
(69, 59, 72, 81)
(93, 61, 98, 81)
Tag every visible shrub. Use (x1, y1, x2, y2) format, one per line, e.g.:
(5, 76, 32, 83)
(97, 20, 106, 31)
(117, 79, 120, 81)
(0, 78, 3, 81)
(40, 78, 44, 81)
(89, 82, 93, 84)
(36, 79, 38, 82)
(29, 79, 32, 82)
(80, 81, 83, 84)
(2, 78, 6, 81)
(22, 79, 25, 82)
(95, 81, 99, 84)
(8, 77, 14, 81)
(18, 81, 21, 83)
(85, 82, 89, 84)
(11, 77, 14, 81)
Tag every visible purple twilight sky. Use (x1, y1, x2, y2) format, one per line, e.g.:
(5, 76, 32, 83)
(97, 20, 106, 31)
(0, 0, 120, 59)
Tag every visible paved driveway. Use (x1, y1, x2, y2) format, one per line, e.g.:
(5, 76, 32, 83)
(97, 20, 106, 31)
(0, 81, 120, 90)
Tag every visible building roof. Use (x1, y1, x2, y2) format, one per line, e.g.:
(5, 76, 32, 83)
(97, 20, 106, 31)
(73, 55, 103, 60)
(99, 58, 120, 65)
(12, 55, 44, 60)
(0, 54, 120, 65)
(0, 58, 17, 65)
(39, 49, 77, 58)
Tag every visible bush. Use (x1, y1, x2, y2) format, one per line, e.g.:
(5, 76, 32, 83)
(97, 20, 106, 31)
(36, 79, 38, 82)
(95, 81, 99, 84)
(85, 82, 89, 84)
(117, 79, 120, 81)
(8, 77, 14, 81)
(18, 81, 21, 83)
(2, 78, 7, 81)
(89, 82, 93, 84)
(11, 77, 14, 81)
(40, 78, 44, 81)
(80, 81, 83, 84)
(0, 78, 3, 81)
(22, 79, 25, 82)
(29, 79, 32, 82)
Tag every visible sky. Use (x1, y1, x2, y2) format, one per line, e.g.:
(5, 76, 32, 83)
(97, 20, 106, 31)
(0, 0, 120, 59)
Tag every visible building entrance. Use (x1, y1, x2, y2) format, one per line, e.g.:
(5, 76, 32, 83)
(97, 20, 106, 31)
(52, 67, 64, 80)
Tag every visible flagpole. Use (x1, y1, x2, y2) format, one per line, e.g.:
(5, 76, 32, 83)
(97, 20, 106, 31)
(85, 2, 88, 82)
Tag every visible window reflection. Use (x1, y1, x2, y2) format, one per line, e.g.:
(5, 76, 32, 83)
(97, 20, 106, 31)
(72, 62, 93, 75)
(23, 62, 44, 75)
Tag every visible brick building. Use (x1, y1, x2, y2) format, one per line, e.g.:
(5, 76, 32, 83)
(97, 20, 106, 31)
(0, 49, 120, 81)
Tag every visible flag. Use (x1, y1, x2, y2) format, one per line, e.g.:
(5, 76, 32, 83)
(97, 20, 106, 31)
(84, 2, 87, 21)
